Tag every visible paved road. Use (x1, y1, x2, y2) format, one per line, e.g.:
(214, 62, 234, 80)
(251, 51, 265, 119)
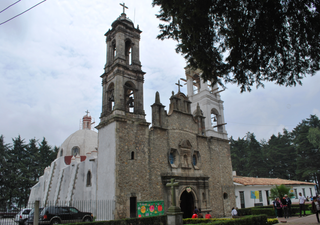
(278, 215, 319, 224)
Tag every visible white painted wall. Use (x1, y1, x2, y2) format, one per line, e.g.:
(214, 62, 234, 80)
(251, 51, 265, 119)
(234, 184, 317, 209)
(96, 122, 116, 220)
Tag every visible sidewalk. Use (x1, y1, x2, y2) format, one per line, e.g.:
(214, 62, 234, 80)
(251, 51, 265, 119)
(277, 215, 319, 224)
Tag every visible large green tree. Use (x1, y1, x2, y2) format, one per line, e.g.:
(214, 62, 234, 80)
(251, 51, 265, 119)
(153, 0, 320, 92)
(292, 115, 320, 192)
(0, 135, 58, 209)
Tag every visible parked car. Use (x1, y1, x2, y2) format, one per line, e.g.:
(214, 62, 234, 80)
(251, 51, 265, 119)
(26, 208, 43, 225)
(14, 208, 32, 225)
(39, 206, 93, 224)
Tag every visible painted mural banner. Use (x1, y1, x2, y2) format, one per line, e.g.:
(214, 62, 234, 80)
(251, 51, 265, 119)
(137, 201, 164, 217)
(250, 191, 259, 199)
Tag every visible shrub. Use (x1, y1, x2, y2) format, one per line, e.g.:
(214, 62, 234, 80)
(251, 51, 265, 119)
(184, 215, 267, 225)
(267, 218, 279, 225)
(67, 215, 167, 225)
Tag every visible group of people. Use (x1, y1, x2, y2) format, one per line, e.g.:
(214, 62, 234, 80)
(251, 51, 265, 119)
(191, 207, 213, 219)
(272, 194, 292, 218)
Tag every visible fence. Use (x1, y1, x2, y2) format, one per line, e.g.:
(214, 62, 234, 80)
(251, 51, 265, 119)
(0, 200, 115, 225)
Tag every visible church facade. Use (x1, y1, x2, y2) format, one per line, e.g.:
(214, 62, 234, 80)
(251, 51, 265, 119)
(28, 10, 235, 220)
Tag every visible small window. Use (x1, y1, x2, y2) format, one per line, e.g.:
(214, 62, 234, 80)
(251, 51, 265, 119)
(223, 192, 228, 199)
(294, 189, 298, 199)
(310, 188, 313, 197)
(60, 149, 63, 157)
(302, 188, 306, 197)
(192, 154, 197, 166)
(72, 146, 80, 156)
(86, 171, 92, 187)
(131, 151, 135, 160)
(169, 152, 175, 164)
(259, 190, 263, 202)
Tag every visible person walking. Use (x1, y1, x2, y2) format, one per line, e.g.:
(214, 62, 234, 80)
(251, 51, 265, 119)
(285, 194, 292, 218)
(299, 192, 307, 217)
(312, 196, 320, 223)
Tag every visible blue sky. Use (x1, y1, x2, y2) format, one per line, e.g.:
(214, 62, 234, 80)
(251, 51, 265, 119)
(0, 0, 319, 147)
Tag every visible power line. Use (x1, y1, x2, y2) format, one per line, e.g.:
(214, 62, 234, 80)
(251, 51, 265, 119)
(0, 0, 21, 14)
(0, 0, 46, 26)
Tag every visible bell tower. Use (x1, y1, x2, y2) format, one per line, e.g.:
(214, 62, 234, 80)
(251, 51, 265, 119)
(100, 8, 145, 124)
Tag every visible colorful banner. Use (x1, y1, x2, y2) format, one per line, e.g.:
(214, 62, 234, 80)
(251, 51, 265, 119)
(137, 201, 164, 218)
(250, 191, 259, 199)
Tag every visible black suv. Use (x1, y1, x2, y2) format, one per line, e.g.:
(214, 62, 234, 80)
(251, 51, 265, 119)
(39, 206, 92, 225)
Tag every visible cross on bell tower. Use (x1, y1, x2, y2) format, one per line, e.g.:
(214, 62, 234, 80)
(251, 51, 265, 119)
(99, 4, 145, 124)
(120, 2, 128, 14)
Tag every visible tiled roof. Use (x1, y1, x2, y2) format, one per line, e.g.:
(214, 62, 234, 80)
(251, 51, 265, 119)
(233, 176, 315, 186)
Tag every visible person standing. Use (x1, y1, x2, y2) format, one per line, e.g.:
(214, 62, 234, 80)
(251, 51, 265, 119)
(273, 198, 281, 218)
(312, 196, 320, 223)
(285, 194, 292, 218)
(281, 197, 288, 219)
(299, 192, 307, 217)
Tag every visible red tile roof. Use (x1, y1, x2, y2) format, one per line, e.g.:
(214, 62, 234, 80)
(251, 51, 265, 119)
(233, 176, 315, 186)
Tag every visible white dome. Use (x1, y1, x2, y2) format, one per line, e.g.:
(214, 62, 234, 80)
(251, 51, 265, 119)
(58, 129, 98, 158)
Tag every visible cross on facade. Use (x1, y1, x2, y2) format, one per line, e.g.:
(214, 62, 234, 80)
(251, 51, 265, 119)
(85, 110, 89, 116)
(166, 178, 179, 207)
(175, 80, 183, 93)
(120, 2, 128, 14)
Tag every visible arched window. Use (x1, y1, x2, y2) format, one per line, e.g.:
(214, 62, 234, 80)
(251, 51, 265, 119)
(192, 154, 197, 166)
(112, 40, 116, 59)
(124, 82, 135, 113)
(192, 74, 200, 94)
(72, 146, 80, 156)
(211, 109, 218, 131)
(107, 83, 115, 112)
(60, 149, 63, 157)
(125, 39, 132, 65)
(86, 171, 92, 187)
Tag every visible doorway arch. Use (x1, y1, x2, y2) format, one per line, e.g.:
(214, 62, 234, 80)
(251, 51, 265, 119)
(180, 190, 194, 218)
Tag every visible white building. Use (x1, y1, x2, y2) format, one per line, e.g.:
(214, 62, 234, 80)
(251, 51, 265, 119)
(233, 173, 316, 209)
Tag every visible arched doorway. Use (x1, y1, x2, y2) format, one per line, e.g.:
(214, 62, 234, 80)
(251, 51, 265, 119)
(180, 190, 194, 218)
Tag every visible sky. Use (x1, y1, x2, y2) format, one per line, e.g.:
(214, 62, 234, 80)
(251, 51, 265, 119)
(0, 0, 319, 148)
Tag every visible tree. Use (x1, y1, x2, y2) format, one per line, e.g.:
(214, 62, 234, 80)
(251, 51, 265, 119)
(292, 115, 320, 192)
(152, 0, 320, 92)
(0, 135, 10, 210)
(308, 127, 320, 149)
(264, 129, 296, 180)
(230, 132, 267, 177)
(269, 184, 295, 200)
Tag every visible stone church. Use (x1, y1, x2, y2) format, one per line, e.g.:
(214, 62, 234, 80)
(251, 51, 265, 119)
(28, 10, 235, 220)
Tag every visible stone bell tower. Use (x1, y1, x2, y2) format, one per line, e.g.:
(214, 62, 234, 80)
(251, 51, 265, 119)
(96, 7, 150, 220)
(100, 8, 145, 124)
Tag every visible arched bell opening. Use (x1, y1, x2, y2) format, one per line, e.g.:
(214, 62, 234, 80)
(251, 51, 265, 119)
(124, 82, 135, 113)
(107, 82, 115, 113)
(125, 39, 132, 65)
